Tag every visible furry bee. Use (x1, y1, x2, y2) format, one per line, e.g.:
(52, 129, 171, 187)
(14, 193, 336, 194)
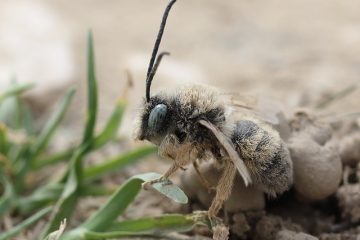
(135, 0, 293, 218)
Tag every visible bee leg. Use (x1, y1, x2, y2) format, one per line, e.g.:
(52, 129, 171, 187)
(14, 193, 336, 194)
(143, 138, 193, 189)
(143, 153, 191, 189)
(193, 160, 214, 192)
(142, 162, 180, 190)
(208, 160, 236, 219)
(142, 135, 178, 189)
(162, 141, 194, 178)
(162, 162, 182, 178)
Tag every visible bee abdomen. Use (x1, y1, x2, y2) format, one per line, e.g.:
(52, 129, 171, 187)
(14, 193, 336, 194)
(232, 120, 293, 196)
(257, 144, 293, 196)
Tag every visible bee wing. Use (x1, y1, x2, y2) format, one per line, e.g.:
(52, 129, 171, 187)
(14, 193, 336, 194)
(223, 93, 284, 125)
(198, 119, 252, 186)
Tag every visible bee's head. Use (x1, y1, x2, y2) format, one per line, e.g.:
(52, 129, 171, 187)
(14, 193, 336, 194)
(136, 94, 172, 144)
(135, 0, 177, 144)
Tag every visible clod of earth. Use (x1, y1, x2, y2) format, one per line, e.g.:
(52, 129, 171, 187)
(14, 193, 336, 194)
(276, 229, 319, 240)
(339, 132, 360, 166)
(336, 183, 360, 223)
(288, 133, 342, 201)
(230, 212, 251, 237)
(272, 111, 292, 141)
(254, 215, 304, 240)
(289, 109, 333, 146)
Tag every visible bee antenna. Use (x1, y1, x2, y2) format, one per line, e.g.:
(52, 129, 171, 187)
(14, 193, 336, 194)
(146, 0, 177, 102)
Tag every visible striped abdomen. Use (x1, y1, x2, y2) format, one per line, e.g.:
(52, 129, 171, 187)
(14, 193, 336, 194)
(231, 119, 293, 196)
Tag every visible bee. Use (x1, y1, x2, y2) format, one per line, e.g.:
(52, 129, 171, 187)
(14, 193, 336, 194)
(135, 0, 293, 219)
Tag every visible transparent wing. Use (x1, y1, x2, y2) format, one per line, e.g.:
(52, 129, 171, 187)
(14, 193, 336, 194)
(222, 92, 285, 125)
(198, 119, 252, 186)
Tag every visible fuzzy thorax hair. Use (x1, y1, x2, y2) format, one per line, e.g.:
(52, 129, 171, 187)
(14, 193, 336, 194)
(134, 84, 233, 144)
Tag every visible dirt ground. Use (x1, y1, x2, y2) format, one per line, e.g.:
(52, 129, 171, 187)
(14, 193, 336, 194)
(1, 0, 360, 239)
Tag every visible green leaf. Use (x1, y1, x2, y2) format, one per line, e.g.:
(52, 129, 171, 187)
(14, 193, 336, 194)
(93, 99, 126, 149)
(0, 82, 34, 130)
(62, 212, 209, 240)
(151, 179, 188, 204)
(0, 176, 15, 217)
(80, 184, 115, 196)
(17, 183, 114, 215)
(0, 123, 9, 154)
(84, 146, 156, 180)
(14, 88, 75, 194)
(38, 32, 99, 237)
(0, 95, 18, 129)
(32, 148, 74, 170)
(30, 88, 76, 159)
(17, 183, 64, 214)
(0, 82, 34, 102)
(0, 206, 51, 240)
(108, 214, 202, 234)
(65, 173, 187, 235)
(140, 173, 188, 204)
(40, 146, 86, 238)
(80, 176, 143, 232)
(82, 31, 98, 145)
(21, 103, 34, 135)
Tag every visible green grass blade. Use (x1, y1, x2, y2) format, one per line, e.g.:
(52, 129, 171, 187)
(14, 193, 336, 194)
(0, 123, 9, 154)
(93, 99, 126, 149)
(40, 146, 86, 238)
(0, 177, 15, 217)
(108, 214, 204, 233)
(0, 83, 34, 102)
(21, 103, 34, 135)
(83, 230, 153, 239)
(17, 183, 115, 215)
(40, 32, 99, 237)
(80, 177, 142, 232)
(32, 148, 74, 170)
(82, 31, 98, 145)
(0, 196, 12, 218)
(17, 183, 64, 214)
(79, 173, 187, 232)
(0, 82, 34, 130)
(80, 184, 115, 196)
(84, 146, 156, 180)
(30, 88, 76, 159)
(0, 96, 18, 129)
(14, 88, 74, 194)
(63, 213, 209, 240)
(14, 96, 33, 134)
(0, 206, 52, 240)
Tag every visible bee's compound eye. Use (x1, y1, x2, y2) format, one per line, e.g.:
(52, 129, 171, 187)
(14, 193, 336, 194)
(148, 104, 168, 131)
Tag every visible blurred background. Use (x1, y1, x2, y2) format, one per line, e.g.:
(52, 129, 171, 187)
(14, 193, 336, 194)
(1, 1, 360, 238)
(0, 0, 359, 134)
